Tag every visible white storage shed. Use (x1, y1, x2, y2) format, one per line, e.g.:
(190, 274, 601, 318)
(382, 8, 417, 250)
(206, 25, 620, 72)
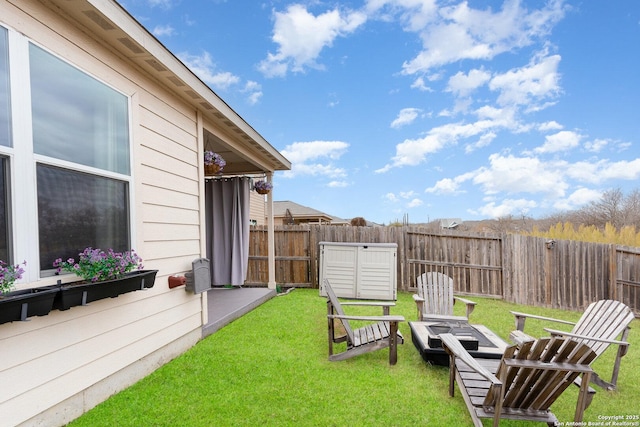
(318, 242, 398, 301)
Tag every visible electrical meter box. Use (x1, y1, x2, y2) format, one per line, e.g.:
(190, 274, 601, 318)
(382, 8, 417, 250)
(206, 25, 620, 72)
(319, 242, 397, 300)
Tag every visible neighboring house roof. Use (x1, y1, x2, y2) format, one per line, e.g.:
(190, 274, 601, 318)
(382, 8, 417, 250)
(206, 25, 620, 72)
(273, 201, 334, 223)
(330, 216, 350, 225)
(440, 218, 463, 229)
(58, 0, 290, 175)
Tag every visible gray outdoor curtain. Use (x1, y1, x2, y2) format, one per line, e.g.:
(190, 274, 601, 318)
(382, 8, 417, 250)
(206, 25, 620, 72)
(205, 177, 250, 287)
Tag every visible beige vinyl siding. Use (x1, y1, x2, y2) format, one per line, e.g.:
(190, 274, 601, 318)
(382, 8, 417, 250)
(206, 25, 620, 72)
(250, 191, 267, 225)
(1, 1, 206, 425)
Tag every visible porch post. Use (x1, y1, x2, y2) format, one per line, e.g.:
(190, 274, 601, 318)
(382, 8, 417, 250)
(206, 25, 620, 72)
(267, 172, 276, 289)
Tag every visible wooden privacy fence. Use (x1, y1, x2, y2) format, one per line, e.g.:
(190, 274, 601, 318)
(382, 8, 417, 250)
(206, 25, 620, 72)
(246, 225, 640, 315)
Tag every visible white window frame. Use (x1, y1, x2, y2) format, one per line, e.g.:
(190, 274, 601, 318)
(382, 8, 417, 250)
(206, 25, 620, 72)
(2, 25, 135, 285)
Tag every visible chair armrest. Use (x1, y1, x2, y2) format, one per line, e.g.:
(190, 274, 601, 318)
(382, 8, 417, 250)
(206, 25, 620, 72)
(412, 294, 425, 302)
(440, 333, 500, 383)
(545, 328, 630, 347)
(510, 310, 575, 331)
(454, 296, 476, 306)
(509, 329, 536, 346)
(454, 296, 477, 318)
(341, 301, 396, 307)
(328, 314, 405, 323)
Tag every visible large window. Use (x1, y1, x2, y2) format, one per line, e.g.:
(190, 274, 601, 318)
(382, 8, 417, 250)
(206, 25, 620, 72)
(37, 165, 129, 273)
(1, 25, 133, 277)
(0, 27, 10, 148)
(30, 44, 130, 174)
(0, 28, 11, 263)
(0, 157, 8, 262)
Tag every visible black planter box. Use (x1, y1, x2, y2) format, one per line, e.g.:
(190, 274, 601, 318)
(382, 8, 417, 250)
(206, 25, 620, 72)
(0, 286, 60, 325)
(54, 269, 158, 311)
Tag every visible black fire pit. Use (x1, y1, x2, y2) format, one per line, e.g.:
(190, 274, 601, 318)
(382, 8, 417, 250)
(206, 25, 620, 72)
(410, 320, 508, 366)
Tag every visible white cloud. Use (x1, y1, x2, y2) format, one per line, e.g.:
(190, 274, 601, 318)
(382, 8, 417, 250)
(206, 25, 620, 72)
(472, 153, 567, 198)
(425, 171, 475, 195)
(446, 68, 491, 97)
(399, 191, 417, 199)
(584, 138, 609, 153)
(410, 76, 433, 92)
(553, 187, 602, 211)
(534, 130, 582, 154)
(489, 50, 562, 108)
(259, 4, 367, 77)
(391, 108, 422, 128)
(242, 81, 263, 105)
(178, 51, 240, 90)
(146, 0, 174, 9)
(465, 131, 496, 153)
(377, 115, 514, 171)
(401, 0, 566, 75)
(593, 158, 640, 181)
(384, 192, 399, 202)
(407, 198, 424, 208)
(473, 198, 537, 218)
(152, 24, 175, 37)
(280, 140, 349, 178)
(328, 180, 349, 188)
(538, 120, 563, 132)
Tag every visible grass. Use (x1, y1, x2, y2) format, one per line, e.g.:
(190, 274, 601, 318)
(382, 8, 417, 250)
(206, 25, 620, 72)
(69, 290, 640, 426)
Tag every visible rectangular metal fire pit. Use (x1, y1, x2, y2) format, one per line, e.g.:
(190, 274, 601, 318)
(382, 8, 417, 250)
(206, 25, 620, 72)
(410, 320, 508, 366)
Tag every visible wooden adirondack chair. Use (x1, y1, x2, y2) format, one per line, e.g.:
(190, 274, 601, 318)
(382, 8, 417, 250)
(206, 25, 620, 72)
(440, 334, 597, 427)
(510, 299, 634, 390)
(324, 279, 405, 365)
(413, 272, 477, 321)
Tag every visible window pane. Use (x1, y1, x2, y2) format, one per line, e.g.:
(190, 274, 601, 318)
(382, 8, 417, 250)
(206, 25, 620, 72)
(0, 157, 8, 262)
(37, 164, 129, 272)
(30, 44, 130, 174)
(0, 27, 10, 148)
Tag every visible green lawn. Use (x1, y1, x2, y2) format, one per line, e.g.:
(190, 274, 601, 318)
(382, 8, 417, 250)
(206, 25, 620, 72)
(70, 289, 639, 426)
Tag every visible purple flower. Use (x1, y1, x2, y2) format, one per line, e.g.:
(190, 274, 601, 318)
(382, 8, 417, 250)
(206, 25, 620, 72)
(53, 248, 143, 283)
(204, 151, 226, 167)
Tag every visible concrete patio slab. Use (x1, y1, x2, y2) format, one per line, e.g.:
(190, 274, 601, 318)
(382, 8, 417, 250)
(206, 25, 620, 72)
(203, 287, 276, 337)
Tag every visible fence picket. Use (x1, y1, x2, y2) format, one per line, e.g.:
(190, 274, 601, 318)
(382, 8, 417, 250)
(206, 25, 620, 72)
(246, 225, 640, 314)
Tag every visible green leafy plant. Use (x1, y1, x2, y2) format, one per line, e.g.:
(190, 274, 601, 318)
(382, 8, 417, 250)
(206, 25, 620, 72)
(53, 248, 143, 283)
(0, 260, 26, 295)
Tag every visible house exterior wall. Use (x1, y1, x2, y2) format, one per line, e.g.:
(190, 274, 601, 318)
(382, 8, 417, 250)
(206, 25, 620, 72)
(0, 1, 206, 425)
(250, 190, 267, 226)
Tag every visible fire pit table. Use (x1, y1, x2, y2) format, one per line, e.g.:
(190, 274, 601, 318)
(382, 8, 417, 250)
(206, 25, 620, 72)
(409, 319, 508, 366)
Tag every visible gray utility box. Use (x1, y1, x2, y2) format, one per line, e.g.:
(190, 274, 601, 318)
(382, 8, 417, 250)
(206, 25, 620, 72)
(319, 242, 397, 301)
(185, 258, 211, 294)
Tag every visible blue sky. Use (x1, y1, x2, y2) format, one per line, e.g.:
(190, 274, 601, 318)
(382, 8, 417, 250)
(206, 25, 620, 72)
(118, 0, 640, 225)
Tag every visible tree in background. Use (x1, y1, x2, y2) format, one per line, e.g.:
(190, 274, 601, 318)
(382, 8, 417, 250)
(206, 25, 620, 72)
(350, 217, 367, 226)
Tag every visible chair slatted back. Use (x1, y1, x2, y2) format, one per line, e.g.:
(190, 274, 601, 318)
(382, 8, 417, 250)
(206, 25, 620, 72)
(324, 279, 355, 344)
(417, 272, 455, 317)
(486, 337, 597, 411)
(572, 300, 635, 356)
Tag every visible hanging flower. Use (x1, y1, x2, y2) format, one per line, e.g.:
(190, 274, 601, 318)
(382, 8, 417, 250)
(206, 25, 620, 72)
(204, 151, 226, 168)
(254, 180, 273, 194)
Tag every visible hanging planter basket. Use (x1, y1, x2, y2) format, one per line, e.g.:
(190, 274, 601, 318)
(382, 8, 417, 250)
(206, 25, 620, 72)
(54, 269, 158, 311)
(253, 180, 272, 195)
(0, 286, 60, 325)
(204, 163, 221, 175)
(204, 151, 226, 176)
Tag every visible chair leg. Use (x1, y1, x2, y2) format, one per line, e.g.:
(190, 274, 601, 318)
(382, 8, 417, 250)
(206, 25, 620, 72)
(327, 302, 334, 357)
(389, 322, 398, 365)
